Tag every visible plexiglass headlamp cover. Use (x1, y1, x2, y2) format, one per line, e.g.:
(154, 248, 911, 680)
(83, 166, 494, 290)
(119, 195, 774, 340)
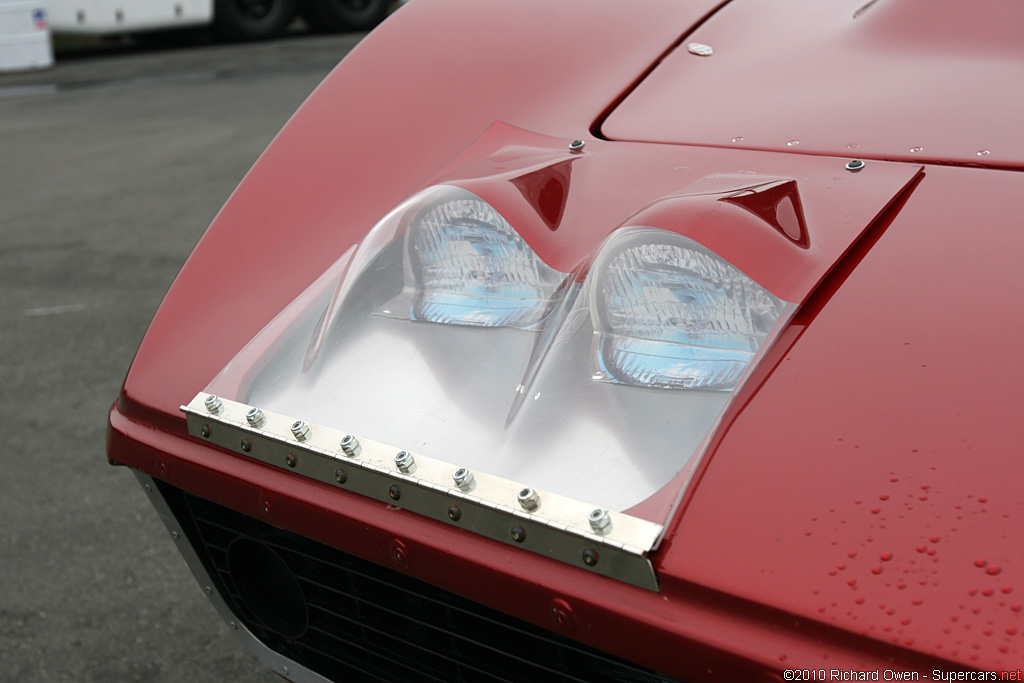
(203, 185, 794, 530)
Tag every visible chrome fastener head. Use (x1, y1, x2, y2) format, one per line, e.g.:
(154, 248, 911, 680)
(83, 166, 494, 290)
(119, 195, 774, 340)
(285, 452, 297, 468)
(245, 407, 265, 428)
(845, 159, 866, 172)
(688, 42, 713, 57)
(588, 508, 612, 534)
(203, 394, 223, 414)
(204, 585, 212, 595)
(289, 420, 310, 441)
(517, 487, 540, 511)
(334, 468, 347, 484)
(452, 467, 475, 491)
(569, 139, 585, 153)
(394, 450, 415, 473)
(339, 434, 360, 457)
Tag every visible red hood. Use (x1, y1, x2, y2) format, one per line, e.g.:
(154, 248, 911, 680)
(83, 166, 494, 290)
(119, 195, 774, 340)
(603, 0, 1024, 171)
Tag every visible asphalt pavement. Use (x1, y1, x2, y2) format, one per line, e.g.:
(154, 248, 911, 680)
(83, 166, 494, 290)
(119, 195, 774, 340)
(1, 30, 364, 682)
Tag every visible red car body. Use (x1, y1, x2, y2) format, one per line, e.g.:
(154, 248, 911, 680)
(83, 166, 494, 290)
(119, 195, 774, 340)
(108, 0, 1024, 680)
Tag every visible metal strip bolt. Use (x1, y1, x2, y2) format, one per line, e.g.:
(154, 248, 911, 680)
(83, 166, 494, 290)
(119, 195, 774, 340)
(339, 434, 361, 457)
(688, 42, 713, 56)
(511, 526, 526, 543)
(394, 450, 415, 473)
(334, 468, 347, 484)
(453, 467, 475, 491)
(285, 452, 297, 468)
(517, 487, 540, 511)
(245, 407, 265, 428)
(588, 508, 612, 534)
(289, 420, 310, 441)
(582, 548, 600, 567)
(203, 394, 223, 414)
(569, 139, 585, 153)
(845, 159, 866, 172)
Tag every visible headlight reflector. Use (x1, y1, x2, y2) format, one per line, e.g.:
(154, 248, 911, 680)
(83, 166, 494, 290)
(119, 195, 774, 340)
(591, 229, 787, 390)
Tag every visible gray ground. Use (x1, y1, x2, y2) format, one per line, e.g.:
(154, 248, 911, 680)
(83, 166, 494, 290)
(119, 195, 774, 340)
(1, 31, 364, 682)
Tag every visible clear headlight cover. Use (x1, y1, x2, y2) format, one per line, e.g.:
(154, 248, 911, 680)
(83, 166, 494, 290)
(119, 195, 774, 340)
(205, 186, 794, 525)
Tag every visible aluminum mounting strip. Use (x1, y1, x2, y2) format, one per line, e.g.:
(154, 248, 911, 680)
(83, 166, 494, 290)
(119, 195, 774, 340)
(183, 392, 663, 591)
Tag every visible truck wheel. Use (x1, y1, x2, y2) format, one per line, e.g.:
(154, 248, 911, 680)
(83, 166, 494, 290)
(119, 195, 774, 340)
(214, 0, 298, 41)
(300, 0, 390, 33)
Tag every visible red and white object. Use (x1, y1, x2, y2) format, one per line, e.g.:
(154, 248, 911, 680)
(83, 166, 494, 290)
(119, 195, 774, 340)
(0, 1, 53, 71)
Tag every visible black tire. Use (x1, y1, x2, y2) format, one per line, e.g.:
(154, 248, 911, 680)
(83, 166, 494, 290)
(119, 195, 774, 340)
(214, 0, 298, 41)
(299, 0, 390, 33)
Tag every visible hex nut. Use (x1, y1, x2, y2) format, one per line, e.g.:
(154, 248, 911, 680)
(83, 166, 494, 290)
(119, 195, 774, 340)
(203, 394, 223, 414)
(245, 407, 265, 428)
(339, 434, 361, 457)
(453, 467, 475, 491)
(394, 450, 415, 473)
(289, 420, 310, 441)
(517, 487, 540, 511)
(588, 508, 612, 534)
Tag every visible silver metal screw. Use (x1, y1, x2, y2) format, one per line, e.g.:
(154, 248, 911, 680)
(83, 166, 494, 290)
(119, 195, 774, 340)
(588, 508, 612, 534)
(203, 394, 223, 414)
(143, 484, 151, 492)
(289, 420, 310, 441)
(845, 159, 866, 171)
(171, 531, 180, 539)
(688, 42, 713, 57)
(394, 450, 415, 473)
(453, 467, 475, 491)
(204, 586, 212, 595)
(517, 487, 540, 511)
(339, 434, 360, 457)
(569, 139, 585, 152)
(245, 407, 265, 428)
(229, 621, 238, 630)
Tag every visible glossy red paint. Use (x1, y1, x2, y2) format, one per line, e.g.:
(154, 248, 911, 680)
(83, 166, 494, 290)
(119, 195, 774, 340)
(109, 0, 1024, 678)
(604, 0, 1024, 170)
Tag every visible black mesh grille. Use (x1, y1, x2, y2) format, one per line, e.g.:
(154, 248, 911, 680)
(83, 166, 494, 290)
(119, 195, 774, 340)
(157, 482, 682, 683)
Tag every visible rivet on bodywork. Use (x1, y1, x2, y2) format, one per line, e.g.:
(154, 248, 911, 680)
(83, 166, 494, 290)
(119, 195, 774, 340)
(285, 452, 297, 468)
(453, 467, 475, 491)
(339, 434, 361, 457)
(447, 504, 461, 521)
(582, 548, 600, 567)
(511, 526, 526, 543)
(203, 394, 223, 414)
(517, 487, 540, 511)
(171, 530, 180, 539)
(845, 159, 866, 172)
(569, 139, 585, 152)
(388, 484, 402, 501)
(335, 468, 347, 484)
(289, 420, 309, 441)
(200, 423, 211, 438)
(688, 42, 713, 57)
(240, 438, 252, 453)
(245, 407, 265, 428)
(394, 450, 415, 472)
(588, 508, 612, 534)
(204, 585, 212, 594)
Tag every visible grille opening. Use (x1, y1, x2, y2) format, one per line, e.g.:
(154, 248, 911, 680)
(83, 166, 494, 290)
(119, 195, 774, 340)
(227, 537, 309, 639)
(156, 481, 681, 683)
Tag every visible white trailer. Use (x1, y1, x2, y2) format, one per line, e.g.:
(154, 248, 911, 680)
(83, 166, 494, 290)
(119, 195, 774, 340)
(45, 0, 393, 41)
